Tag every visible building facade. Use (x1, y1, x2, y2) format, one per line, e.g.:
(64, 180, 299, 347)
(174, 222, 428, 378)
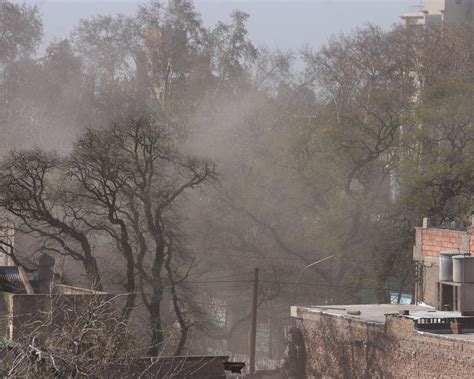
(401, 0, 474, 27)
(290, 216, 474, 377)
(412, 218, 474, 307)
(292, 304, 474, 378)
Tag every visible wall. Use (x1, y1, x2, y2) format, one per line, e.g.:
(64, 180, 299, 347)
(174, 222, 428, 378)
(423, 0, 445, 13)
(414, 227, 471, 258)
(1, 291, 113, 342)
(0, 288, 231, 378)
(298, 311, 474, 378)
(413, 226, 474, 305)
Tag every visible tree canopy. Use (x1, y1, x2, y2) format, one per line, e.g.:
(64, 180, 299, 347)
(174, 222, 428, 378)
(3, 0, 474, 363)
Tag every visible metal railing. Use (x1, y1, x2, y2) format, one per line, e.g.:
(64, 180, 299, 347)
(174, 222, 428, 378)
(409, 4, 423, 12)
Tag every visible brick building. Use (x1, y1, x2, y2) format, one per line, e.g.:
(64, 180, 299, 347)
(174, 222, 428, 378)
(292, 304, 474, 378)
(291, 218, 474, 378)
(413, 217, 474, 307)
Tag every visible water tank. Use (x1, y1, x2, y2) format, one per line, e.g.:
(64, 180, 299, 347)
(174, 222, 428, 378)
(453, 255, 474, 283)
(439, 251, 460, 281)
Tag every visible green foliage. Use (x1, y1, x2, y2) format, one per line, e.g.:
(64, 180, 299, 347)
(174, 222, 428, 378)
(8, 0, 474, 356)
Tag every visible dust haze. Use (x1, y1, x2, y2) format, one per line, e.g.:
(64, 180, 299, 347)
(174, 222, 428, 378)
(2, 0, 474, 375)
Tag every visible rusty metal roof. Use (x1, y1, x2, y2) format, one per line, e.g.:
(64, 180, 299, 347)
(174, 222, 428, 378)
(0, 266, 28, 294)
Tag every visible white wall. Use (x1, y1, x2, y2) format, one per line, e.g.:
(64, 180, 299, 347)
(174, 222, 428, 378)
(423, 0, 446, 13)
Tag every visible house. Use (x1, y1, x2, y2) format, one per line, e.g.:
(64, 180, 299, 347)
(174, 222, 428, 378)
(291, 217, 474, 378)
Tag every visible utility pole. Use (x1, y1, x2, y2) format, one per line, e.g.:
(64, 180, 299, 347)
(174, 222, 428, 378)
(249, 267, 259, 374)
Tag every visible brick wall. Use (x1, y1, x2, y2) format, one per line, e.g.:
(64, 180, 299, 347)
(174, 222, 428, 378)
(416, 227, 472, 258)
(298, 313, 474, 378)
(413, 226, 474, 305)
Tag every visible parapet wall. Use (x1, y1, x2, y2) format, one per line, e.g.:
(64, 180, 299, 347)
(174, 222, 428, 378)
(414, 227, 472, 260)
(297, 310, 474, 378)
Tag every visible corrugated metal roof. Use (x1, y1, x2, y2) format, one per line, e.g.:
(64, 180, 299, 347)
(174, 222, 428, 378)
(0, 266, 28, 294)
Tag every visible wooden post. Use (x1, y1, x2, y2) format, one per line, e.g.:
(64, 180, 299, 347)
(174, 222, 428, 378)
(249, 268, 259, 374)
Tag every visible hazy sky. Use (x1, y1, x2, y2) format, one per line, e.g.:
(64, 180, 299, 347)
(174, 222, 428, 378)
(18, 0, 414, 52)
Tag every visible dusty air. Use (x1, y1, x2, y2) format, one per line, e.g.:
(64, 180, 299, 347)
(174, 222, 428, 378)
(1, 0, 474, 378)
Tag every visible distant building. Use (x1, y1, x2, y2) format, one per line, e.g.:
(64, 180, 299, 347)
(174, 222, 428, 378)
(401, 0, 474, 28)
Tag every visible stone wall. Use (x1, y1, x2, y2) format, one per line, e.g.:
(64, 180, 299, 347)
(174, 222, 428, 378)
(298, 312, 474, 378)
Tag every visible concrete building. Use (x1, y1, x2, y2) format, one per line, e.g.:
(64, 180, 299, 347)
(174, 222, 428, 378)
(401, 0, 474, 27)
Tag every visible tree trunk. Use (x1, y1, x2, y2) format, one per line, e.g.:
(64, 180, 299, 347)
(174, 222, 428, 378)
(148, 281, 164, 356)
(165, 256, 189, 356)
(84, 256, 103, 291)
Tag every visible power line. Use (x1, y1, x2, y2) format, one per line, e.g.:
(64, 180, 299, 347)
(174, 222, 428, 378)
(203, 251, 294, 260)
(186, 278, 397, 292)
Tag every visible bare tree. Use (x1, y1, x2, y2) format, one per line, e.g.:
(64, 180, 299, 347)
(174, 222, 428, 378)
(0, 150, 103, 290)
(68, 117, 216, 354)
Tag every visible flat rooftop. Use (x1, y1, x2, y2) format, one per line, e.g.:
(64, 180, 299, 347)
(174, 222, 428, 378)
(291, 304, 435, 324)
(401, 11, 425, 19)
(291, 304, 474, 342)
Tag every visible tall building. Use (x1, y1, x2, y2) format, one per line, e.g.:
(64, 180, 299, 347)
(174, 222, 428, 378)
(401, 0, 474, 28)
